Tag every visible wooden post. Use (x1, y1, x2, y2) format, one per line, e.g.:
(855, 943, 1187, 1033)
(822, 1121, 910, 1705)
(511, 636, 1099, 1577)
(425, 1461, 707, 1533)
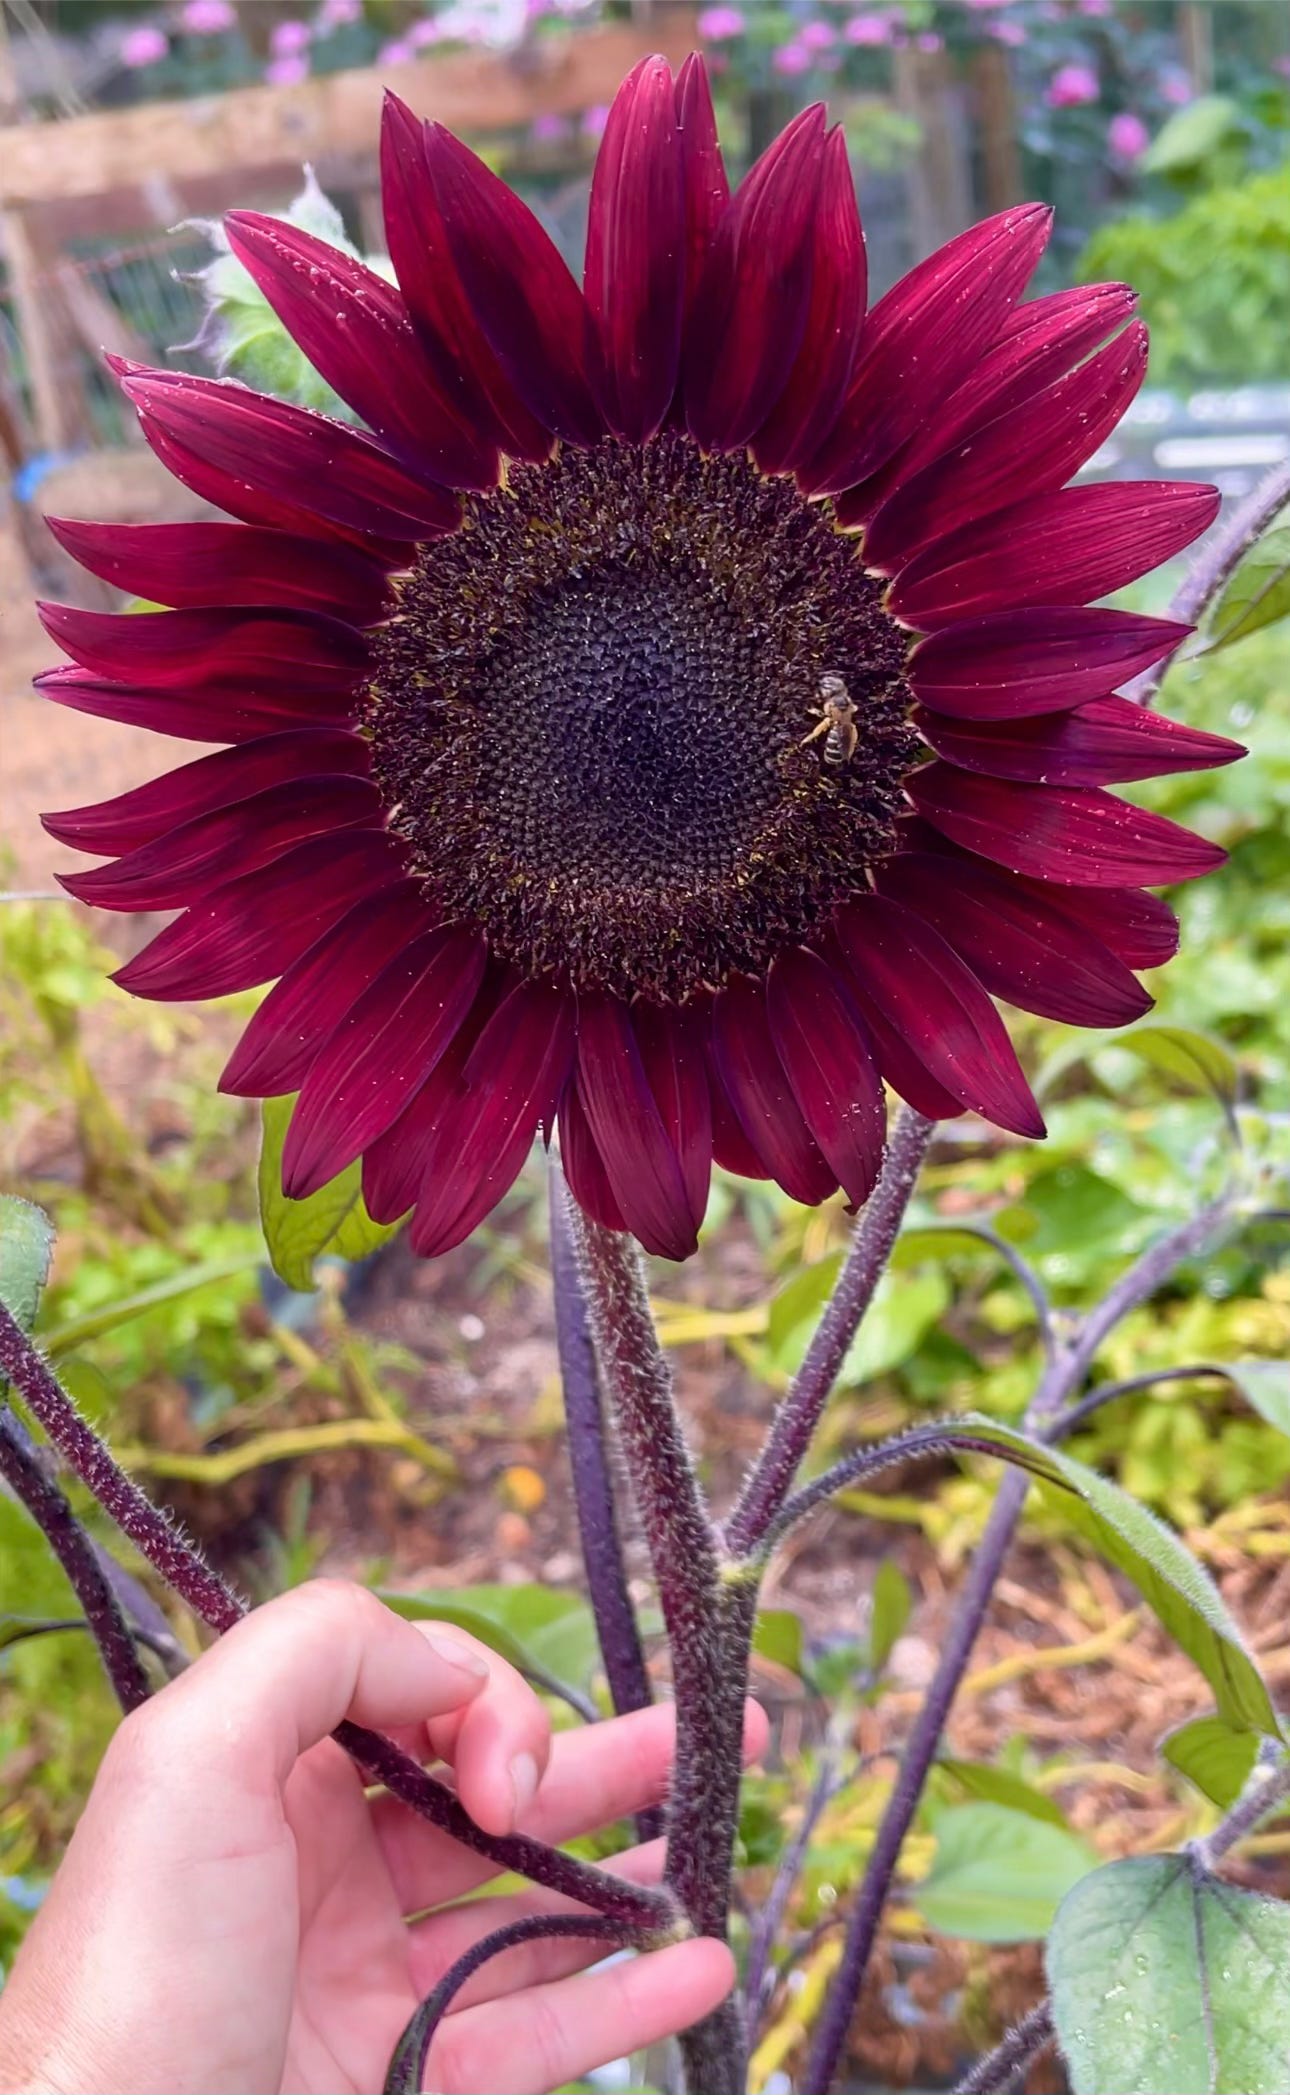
(972, 43, 1022, 216)
(0, 207, 91, 453)
(894, 43, 973, 255)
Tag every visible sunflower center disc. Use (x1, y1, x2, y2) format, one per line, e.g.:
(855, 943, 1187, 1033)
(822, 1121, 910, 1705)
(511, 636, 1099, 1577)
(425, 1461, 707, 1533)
(366, 433, 916, 1002)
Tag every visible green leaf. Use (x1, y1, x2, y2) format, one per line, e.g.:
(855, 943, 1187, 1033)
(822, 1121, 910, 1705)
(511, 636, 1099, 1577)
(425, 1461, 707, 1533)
(954, 1417, 1279, 1737)
(42, 1256, 259, 1358)
(1141, 94, 1241, 175)
(378, 1584, 600, 1692)
(916, 1802, 1094, 1943)
(840, 1268, 949, 1385)
(0, 1198, 54, 1333)
(258, 1096, 403, 1292)
(938, 1759, 1069, 1828)
(1210, 525, 1290, 650)
(0, 1614, 87, 1651)
(1048, 1855, 1290, 2093)
(1213, 1360, 1290, 1438)
(1162, 1716, 1262, 1809)
(869, 1560, 911, 1671)
(766, 1254, 841, 1358)
(752, 1608, 803, 1676)
(1116, 1025, 1240, 1108)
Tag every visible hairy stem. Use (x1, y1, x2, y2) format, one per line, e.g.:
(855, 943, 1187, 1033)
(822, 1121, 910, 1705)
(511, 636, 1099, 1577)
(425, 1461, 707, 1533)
(0, 1300, 675, 1928)
(1195, 1751, 1290, 1868)
(0, 1413, 151, 1712)
(548, 1166, 656, 1743)
(802, 1194, 1234, 2095)
(950, 2003, 1055, 2095)
(725, 1106, 936, 1557)
(1126, 454, 1290, 707)
(570, 1212, 751, 2095)
(385, 1914, 642, 2095)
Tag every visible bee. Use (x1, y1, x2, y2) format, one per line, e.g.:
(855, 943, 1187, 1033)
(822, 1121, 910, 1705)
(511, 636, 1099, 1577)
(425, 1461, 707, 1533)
(800, 674, 858, 766)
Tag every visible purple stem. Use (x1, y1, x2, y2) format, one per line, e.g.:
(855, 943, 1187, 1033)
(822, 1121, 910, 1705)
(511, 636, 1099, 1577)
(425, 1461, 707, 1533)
(570, 1211, 752, 2095)
(0, 1299, 674, 1929)
(384, 1914, 638, 2095)
(801, 1195, 1234, 2095)
(548, 1169, 658, 1807)
(1125, 455, 1290, 708)
(744, 1749, 842, 2027)
(724, 1107, 936, 1558)
(0, 1413, 151, 1712)
(950, 2002, 1055, 2095)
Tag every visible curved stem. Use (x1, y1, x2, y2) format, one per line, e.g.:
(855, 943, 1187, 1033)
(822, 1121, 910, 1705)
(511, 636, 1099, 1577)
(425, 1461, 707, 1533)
(1047, 1361, 1233, 1445)
(725, 1106, 936, 1558)
(1126, 455, 1290, 707)
(0, 1299, 675, 1930)
(0, 1413, 150, 1712)
(801, 1193, 1235, 2095)
(570, 1211, 751, 2095)
(384, 1914, 639, 2095)
(950, 2003, 1055, 2095)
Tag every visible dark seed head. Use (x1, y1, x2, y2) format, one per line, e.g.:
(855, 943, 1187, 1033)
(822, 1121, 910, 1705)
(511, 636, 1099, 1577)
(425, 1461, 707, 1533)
(366, 433, 916, 1002)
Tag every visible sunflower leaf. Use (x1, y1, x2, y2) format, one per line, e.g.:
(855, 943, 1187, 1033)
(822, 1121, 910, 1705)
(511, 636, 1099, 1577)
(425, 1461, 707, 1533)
(258, 1097, 403, 1293)
(1162, 1715, 1263, 1809)
(1048, 1854, 1290, 2093)
(953, 1416, 1279, 1737)
(0, 1197, 55, 1334)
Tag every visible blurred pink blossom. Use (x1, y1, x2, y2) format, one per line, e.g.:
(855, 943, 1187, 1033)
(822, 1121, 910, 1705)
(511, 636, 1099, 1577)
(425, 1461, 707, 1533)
(377, 37, 414, 64)
(1108, 110, 1150, 159)
(530, 111, 571, 142)
(121, 22, 168, 66)
(916, 30, 942, 50)
(317, 0, 361, 25)
(844, 13, 891, 46)
(581, 103, 609, 138)
(1046, 62, 1099, 108)
(991, 19, 1026, 43)
(1078, 0, 1113, 14)
(408, 16, 442, 45)
(772, 41, 813, 74)
(799, 19, 836, 49)
(180, 0, 235, 30)
(269, 18, 311, 57)
(696, 6, 745, 38)
(1159, 68, 1194, 105)
(265, 51, 309, 83)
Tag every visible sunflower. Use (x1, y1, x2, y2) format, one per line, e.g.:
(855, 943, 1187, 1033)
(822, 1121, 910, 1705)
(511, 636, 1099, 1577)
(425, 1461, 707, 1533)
(39, 54, 1238, 1262)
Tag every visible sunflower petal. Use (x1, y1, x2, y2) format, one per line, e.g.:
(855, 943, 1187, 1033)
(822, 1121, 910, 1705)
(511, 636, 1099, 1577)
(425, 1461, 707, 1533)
(585, 55, 685, 444)
(710, 973, 838, 1204)
(910, 765, 1227, 884)
(908, 607, 1194, 720)
(766, 946, 885, 1207)
(752, 125, 866, 474)
(917, 695, 1244, 785)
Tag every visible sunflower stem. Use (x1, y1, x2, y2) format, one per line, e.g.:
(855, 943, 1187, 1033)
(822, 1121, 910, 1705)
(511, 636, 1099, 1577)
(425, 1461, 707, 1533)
(0, 1411, 151, 1713)
(1126, 453, 1290, 707)
(801, 1192, 1235, 2095)
(548, 1164, 657, 1741)
(570, 1211, 753, 2095)
(724, 1105, 936, 1559)
(0, 1298, 676, 1930)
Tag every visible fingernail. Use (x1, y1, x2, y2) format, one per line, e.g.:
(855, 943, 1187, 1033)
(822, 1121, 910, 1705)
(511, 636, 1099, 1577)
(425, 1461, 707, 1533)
(421, 1632, 490, 1680)
(510, 1750, 540, 1820)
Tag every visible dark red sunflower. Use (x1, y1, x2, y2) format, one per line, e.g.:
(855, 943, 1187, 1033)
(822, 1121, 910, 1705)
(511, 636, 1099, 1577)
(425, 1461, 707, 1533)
(38, 54, 1239, 1262)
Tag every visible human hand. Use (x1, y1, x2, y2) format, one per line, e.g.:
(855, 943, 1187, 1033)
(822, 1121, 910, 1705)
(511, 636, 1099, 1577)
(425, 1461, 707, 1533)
(0, 1580, 766, 2095)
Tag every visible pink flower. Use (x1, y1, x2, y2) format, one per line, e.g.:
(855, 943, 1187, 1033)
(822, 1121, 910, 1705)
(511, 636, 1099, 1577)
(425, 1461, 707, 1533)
(1159, 68, 1194, 106)
(799, 19, 836, 49)
(1079, 0, 1113, 13)
(581, 103, 609, 138)
(179, 0, 235, 30)
(1108, 110, 1150, 159)
(1046, 62, 1099, 108)
(696, 5, 745, 38)
(530, 111, 571, 142)
(916, 30, 942, 50)
(318, 0, 361, 26)
(772, 41, 813, 75)
(120, 22, 168, 66)
(377, 37, 414, 65)
(264, 51, 309, 84)
(269, 18, 311, 57)
(844, 12, 891, 45)
(408, 17, 442, 46)
(991, 19, 1026, 43)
